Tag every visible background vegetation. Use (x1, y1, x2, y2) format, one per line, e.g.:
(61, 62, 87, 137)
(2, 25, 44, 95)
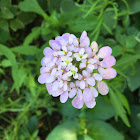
(0, 0, 140, 139)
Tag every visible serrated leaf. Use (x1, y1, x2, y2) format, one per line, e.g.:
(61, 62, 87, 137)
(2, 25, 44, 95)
(11, 45, 41, 55)
(18, 0, 48, 19)
(115, 89, 130, 114)
(109, 87, 130, 127)
(115, 54, 140, 71)
(46, 121, 79, 140)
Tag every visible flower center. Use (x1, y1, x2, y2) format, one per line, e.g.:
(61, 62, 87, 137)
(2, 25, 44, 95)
(71, 70, 76, 74)
(78, 54, 83, 58)
(65, 59, 69, 65)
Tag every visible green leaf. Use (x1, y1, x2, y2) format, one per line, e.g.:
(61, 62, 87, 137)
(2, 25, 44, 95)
(11, 46, 41, 55)
(131, 105, 140, 132)
(88, 120, 124, 140)
(86, 96, 115, 121)
(27, 116, 38, 134)
(10, 18, 24, 32)
(0, 59, 12, 67)
(0, 7, 14, 19)
(126, 35, 137, 49)
(46, 121, 79, 140)
(109, 87, 130, 127)
(17, 12, 36, 25)
(112, 45, 123, 57)
(59, 99, 80, 119)
(0, 19, 9, 43)
(103, 8, 116, 30)
(115, 54, 140, 71)
(60, 0, 76, 12)
(23, 27, 41, 45)
(84, 134, 94, 140)
(115, 89, 130, 114)
(11, 66, 27, 93)
(47, 0, 61, 13)
(68, 15, 97, 32)
(18, 0, 48, 19)
(0, 44, 17, 67)
(127, 0, 140, 14)
(0, 44, 21, 92)
(127, 62, 140, 91)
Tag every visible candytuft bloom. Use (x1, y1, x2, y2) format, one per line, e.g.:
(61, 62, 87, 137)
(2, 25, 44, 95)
(38, 31, 117, 109)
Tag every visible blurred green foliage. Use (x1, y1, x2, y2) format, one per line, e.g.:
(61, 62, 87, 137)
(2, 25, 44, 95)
(0, 0, 140, 140)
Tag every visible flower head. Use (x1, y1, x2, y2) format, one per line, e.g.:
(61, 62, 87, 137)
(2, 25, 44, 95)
(38, 31, 117, 109)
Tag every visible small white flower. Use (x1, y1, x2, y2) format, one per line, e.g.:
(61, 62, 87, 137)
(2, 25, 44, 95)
(61, 56, 73, 67)
(67, 65, 78, 79)
(74, 48, 88, 61)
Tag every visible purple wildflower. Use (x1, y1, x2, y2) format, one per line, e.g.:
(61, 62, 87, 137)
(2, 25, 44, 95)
(38, 31, 117, 109)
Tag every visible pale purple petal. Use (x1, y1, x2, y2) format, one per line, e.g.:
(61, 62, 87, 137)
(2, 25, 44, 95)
(75, 81, 80, 87)
(60, 91, 68, 103)
(80, 37, 90, 48)
(80, 31, 87, 41)
(97, 81, 109, 95)
(86, 77, 95, 86)
(62, 33, 70, 41)
(49, 40, 61, 50)
(87, 64, 94, 71)
(79, 62, 86, 69)
(38, 73, 50, 84)
(40, 67, 50, 74)
(43, 47, 54, 57)
(102, 68, 117, 79)
(63, 82, 68, 91)
(93, 73, 102, 81)
(90, 41, 98, 53)
(85, 47, 92, 54)
(52, 81, 59, 91)
(70, 82, 75, 88)
(78, 74, 83, 80)
(82, 70, 88, 77)
(98, 46, 112, 58)
(69, 88, 77, 98)
(52, 89, 63, 97)
(88, 58, 97, 64)
(101, 56, 116, 68)
(85, 98, 96, 108)
(90, 87, 98, 97)
(80, 80, 85, 89)
(46, 84, 52, 95)
(98, 67, 106, 75)
(46, 76, 55, 83)
(77, 89, 83, 100)
(41, 57, 50, 66)
(83, 88, 93, 102)
(72, 96, 84, 109)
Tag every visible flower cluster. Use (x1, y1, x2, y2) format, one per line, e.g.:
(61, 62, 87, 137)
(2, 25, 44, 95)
(38, 31, 117, 109)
